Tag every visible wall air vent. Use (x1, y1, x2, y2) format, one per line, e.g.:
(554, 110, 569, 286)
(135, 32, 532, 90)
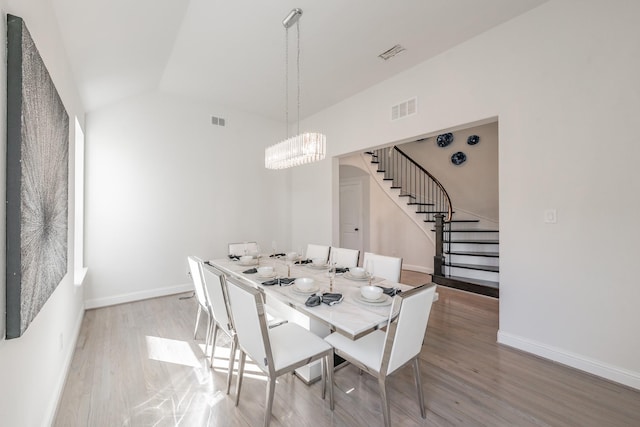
(378, 44, 406, 61)
(391, 97, 417, 121)
(211, 116, 226, 126)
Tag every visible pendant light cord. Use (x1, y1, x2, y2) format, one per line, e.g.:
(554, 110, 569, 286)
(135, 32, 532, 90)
(296, 19, 300, 136)
(284, 19, 301, 138)
(285, 26, 289, 139)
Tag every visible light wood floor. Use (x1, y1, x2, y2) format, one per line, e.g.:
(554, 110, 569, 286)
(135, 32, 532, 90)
(55, 273, 640, 426)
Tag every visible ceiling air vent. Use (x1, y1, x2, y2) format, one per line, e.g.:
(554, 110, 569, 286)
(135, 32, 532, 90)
(391, 97, 417, 121)
(378, 44, 406, 61)
(211, 116, 226, 126)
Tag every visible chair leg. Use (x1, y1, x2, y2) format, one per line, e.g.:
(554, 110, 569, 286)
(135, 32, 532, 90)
(264, 377, 276, 427)
(226, 336, 237, 395)
(413, 358, 426, 418)
(193, 305, 202, 339)
(204, 316, 213, 357)
(208, 323, 219, 368)
(327, 354, 334, 411)
(378, 376, 391, 427)
(321, 358, 326, 400)
(235, 351, 246, 407)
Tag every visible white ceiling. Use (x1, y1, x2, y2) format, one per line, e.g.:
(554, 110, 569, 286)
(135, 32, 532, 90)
(51, 0, 548, 120)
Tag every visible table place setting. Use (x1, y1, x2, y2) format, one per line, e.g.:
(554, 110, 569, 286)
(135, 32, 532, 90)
(352, 285, 393, 306)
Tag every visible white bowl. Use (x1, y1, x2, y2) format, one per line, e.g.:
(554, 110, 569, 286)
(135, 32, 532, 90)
(361, 285, 383, 301)
(350, 267, 366, 278)
(296, 277, 315, 291)
(312, 258, 325, 266)
(257, 266, 274, 276)
(240, 255, 254, 263)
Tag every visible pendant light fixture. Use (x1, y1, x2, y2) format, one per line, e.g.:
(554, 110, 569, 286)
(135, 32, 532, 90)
(265, 8, 326, 170)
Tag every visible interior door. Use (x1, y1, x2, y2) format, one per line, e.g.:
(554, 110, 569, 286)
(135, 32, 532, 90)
(339, 179, 364, 257)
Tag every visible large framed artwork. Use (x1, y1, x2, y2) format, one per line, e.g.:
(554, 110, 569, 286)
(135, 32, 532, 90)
(6, 14, 69, 339)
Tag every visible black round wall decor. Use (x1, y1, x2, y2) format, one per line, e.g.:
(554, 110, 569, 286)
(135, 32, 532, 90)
(451, 151, 467, 165)
(467, 135, 480, 145)
(436, 133, 454, 148)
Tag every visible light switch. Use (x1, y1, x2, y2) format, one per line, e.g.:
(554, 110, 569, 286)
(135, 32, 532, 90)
(544, 209, 557, 224)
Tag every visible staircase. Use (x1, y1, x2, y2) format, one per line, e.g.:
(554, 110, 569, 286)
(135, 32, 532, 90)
(366, 146, 499, 297)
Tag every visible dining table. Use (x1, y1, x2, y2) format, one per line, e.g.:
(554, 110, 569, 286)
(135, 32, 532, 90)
(206, 255, 436, 383)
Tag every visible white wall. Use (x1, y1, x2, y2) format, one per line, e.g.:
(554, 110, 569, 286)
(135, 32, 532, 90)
(0, 0, 86, 425)
(292, 0, 640, 389)
(84, 91, 290, 307)
(339, 155, 433, 273)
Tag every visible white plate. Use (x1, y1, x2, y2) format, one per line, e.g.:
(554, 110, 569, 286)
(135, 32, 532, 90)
(238, 259, 258, 266)
(291, 285, 320, 295)
(256, 272, 276, 279)
(306, 263, 329, 270)
(344, 272, 370, 281)
(353, 293, 392, 306)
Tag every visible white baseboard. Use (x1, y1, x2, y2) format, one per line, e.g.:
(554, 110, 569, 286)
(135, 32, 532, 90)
(85, 283, 194, 309)
(498, 330, 640, 391)
(403, 264, 433, 275)
(45, 305, 85, 427)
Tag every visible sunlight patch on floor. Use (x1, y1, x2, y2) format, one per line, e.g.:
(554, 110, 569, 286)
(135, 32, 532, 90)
(146, 336, 201, 368)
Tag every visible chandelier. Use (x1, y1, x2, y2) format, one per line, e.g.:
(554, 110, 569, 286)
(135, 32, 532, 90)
(265, 8, 326, 170)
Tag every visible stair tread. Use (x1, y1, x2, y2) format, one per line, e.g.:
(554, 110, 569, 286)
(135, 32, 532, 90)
(425, 219, 479, 223)
(443, 229, 499, 233)
(446, 251, 500, 257)
(447, 240, 499, 244)
(446, 262, 499, 272)
(407, 202, 435, 206)
(435, 275, 499, 289)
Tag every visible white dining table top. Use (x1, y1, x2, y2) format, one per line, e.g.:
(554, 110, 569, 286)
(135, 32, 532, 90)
(207, 256, 417, 340)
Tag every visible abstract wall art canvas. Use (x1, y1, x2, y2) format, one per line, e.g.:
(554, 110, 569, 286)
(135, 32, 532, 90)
(6, 15, 69, 339)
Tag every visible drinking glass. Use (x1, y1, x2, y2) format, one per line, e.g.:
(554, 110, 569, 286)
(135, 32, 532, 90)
(365, 259, 374, 286)
(329, 262, 336, 293)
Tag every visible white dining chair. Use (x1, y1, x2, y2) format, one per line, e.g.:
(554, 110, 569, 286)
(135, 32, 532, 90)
(228, 241, 259, 256)
(363, 252, 403, 282)
(225, 276, 334, 427)
(201, 264, 238, 394)
(329, 246, 359, 268)
(187, 256, 213, 341)
(305, 243, 330, 263)
(325, 283, 437, 427)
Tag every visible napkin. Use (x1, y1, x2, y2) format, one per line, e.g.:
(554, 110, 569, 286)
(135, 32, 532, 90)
(295, 259, 312, 264)
(378, 286, 401, 296)
(269, 253, 286, 258)
(334, 267, 349, 274)
(262, 278, 295, 286)
(228, 255, 240, 260)
(305, 293, 343, 307)
(321, 293, 343, 306)
(243, 268, 257, 274)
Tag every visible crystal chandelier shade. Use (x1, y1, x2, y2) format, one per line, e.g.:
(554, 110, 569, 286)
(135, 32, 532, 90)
(265, 132, 326, 169)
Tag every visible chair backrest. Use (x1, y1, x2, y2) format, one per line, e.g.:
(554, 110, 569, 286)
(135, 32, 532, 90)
(202, 264, 234, 335)
(228, 242, 259, 256)
(329, 247, 359, 268)
(381, 284, 436, 375)
(363, 252, 403, 282)
(306, 244, 330, 263)
(188, 256, 208, 308)
(225, 276, 273, 375)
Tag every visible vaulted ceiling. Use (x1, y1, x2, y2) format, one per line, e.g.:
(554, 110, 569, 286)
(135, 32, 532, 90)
(51, 0, 548, 120)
